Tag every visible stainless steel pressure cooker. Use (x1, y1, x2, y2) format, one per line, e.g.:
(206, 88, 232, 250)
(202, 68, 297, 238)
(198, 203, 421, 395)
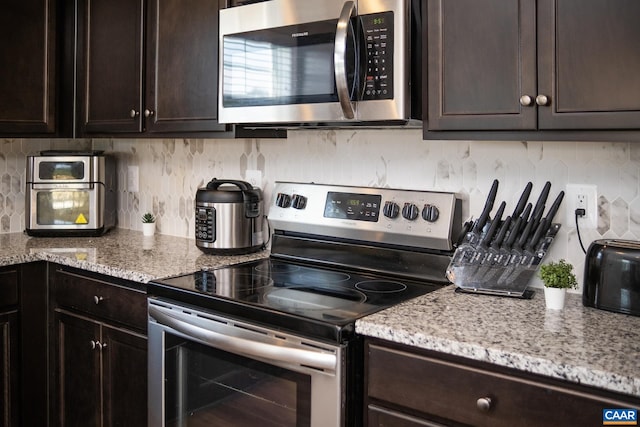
(195, 179, 265, 254)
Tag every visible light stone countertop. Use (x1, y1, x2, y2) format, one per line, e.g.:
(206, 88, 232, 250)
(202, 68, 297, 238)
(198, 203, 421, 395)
(0, 228, 269, 283)
(356, 286, 640, 399)
(3, 229, 638, 399)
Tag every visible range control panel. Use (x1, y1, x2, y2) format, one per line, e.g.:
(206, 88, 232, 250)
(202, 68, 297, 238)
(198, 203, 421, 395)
(269, 182, 462, 251)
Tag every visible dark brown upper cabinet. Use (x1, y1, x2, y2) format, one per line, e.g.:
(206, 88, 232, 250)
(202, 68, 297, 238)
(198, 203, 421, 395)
(0, 0, 58, 135)
(424, 0, 640, 141)
(76, 0, 229, 136)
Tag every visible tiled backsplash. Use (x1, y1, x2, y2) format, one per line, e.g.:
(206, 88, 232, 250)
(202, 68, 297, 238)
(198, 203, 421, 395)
(3, 131, 638, 289)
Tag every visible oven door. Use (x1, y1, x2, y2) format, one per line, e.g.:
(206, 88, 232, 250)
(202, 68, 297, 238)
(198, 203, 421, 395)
(26, 184, 104, 231)
(148, 299, 345, 427)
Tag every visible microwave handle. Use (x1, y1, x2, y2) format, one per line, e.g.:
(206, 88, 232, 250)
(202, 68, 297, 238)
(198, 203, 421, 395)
(335, 1, 356, 119)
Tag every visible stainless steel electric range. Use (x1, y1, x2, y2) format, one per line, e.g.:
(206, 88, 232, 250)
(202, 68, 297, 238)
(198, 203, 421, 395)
(147, 182, 462, 427)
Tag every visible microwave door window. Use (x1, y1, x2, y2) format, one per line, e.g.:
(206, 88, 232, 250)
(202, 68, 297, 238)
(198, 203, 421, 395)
(223, 20, 342, 107)
(37, 191, 91, 225)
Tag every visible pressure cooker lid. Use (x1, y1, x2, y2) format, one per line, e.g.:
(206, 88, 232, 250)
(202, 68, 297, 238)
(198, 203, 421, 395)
(196, 178, 263, 217)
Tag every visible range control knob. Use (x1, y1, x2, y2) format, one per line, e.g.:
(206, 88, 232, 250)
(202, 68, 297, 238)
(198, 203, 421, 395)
(422, 204, 440, 222)
(275, 193, 291, 208)
(291, 194, 307, 210)
(383, 201, 400, 218)
(401, 203, 419, 221)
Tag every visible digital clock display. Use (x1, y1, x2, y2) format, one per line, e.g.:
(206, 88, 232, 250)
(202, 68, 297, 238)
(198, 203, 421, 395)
(324, 192, 381, 222)
(373, 17, 384, 25)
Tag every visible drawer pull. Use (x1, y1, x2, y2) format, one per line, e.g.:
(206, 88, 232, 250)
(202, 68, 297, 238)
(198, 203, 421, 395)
(476, 397, 492, 412)
(94, 295, 104, 305)
(90, 340, 107, 351)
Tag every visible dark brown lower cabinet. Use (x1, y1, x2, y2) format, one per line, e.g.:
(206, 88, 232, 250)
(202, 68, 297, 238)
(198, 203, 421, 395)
(0, 267, 19, 427)
(365, 338, 640, 427)
(0, 311, 18, 427)
(54, 311, 147, 427)
(51, 266, 147, 427)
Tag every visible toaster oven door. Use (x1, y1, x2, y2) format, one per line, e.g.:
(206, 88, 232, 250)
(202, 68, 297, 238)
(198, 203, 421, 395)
(27, 185, 105, 232)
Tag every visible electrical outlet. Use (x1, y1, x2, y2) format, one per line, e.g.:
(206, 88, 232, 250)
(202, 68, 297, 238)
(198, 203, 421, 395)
(127, 166, 139, 192)
(245, 169, 262, 187)
(565, 183, 597, 229)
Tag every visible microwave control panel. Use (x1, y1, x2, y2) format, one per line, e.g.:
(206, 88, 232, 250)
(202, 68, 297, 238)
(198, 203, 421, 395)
(361, 11, 394, 101)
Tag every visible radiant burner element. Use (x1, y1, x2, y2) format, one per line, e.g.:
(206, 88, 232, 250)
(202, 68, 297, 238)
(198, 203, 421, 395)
(355, 280, 407, 293)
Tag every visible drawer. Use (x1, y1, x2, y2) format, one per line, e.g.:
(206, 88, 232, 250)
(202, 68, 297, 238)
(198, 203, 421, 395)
(0, 269, 18, 308)
(52, 270, 146, 331)
(368, 405, 447, 427)
(367, 343, 637, 427)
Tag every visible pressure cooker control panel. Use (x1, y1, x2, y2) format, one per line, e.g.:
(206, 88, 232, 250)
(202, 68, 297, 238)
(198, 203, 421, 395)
(269, 182, 462, 251)
(195, 206, 215, 242)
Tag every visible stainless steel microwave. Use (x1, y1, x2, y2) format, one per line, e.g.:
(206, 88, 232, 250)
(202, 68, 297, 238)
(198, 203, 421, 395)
(219, 0, 422, 126)
(25, 152, 117, 236)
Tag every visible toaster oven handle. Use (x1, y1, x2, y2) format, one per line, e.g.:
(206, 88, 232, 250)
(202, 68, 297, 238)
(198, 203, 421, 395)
(149, 304, 337, 372)
(335, 1, 356, 119)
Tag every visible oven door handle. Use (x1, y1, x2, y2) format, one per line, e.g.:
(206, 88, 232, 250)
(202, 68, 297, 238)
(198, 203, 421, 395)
(149, 305, 337, 372)
(334, 1, 356, 119)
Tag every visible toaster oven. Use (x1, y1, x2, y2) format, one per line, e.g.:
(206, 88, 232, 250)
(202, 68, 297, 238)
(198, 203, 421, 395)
(583, 239, 640, 317)
(25, 151, 117, 236)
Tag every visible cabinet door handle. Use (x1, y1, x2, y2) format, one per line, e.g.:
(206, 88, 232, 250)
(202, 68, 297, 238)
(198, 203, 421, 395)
(535, 94, 550, 106)
(94, 295, 103, 305)
(519, 95, 534, 107)
(90, 340, 107, 351)
(476, 397, 492, 412)
(144, 109, 155, 118)
(130, 109, 140, 118)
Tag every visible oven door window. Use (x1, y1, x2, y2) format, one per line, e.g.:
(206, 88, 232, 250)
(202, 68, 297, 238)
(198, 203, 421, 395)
(36, 191, 91, 225)
(165, 333, 312, 427)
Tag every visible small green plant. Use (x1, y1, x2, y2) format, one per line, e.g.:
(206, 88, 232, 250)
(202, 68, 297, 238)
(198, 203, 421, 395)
(539, 259, 578, 289)
(141, 212, 156, 223)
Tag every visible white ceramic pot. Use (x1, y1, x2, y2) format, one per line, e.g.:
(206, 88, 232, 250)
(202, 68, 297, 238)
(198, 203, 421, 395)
(142, 222, 156, 236)
(544, 286, 567, 310)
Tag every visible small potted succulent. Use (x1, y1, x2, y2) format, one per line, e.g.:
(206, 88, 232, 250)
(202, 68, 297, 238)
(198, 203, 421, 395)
(141, 212, 156, 236)
(539, 259, 578, 310)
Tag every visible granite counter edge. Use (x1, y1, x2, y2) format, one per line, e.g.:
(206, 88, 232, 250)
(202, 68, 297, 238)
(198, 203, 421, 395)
(355, 320, 640, 399)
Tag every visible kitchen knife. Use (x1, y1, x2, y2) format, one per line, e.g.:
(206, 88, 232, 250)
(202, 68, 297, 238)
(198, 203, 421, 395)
(452, 179, 499, 265)
(529, 181, 551, 231)
(475, 215, 512, 283)
(471, 179, 499, 239)
(511, 182, 533, 219)
(465, 201, 507, 282)
(500, 190, 566, 289)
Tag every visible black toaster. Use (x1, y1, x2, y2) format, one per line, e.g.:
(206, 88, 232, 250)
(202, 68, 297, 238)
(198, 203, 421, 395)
(583, 239, 640, 317)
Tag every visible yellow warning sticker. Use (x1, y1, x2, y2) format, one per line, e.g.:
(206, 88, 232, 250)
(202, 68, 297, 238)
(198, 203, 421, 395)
(75, 213, 88, 224)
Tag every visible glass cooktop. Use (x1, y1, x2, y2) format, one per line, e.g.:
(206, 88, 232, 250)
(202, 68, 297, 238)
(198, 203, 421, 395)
(148, 258, 444, 342)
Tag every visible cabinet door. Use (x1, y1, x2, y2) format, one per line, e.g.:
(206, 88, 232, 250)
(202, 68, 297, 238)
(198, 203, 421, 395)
(77, 0, 144, 134)
(145, 0, 228, 133)
(102, 325, 147, 427)
(0, 0, 56, 134)
(54, 311, 101, 427)
(537, 0, 640, 129)
(0, 311, 18, 427)
(426, 0, 537, 130)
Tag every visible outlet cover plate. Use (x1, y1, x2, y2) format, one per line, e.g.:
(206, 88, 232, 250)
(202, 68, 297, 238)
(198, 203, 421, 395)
(565, 183, 597, 229)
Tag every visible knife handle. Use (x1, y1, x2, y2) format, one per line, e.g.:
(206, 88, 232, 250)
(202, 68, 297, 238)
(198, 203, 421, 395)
(511, 182, 533, 218)
(474, 179, 499, 233)
(480, 201, 506, 247)
(491, 216, 512, 250)
(544, 191, 565, 223)
(530, 181, 551, 223)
